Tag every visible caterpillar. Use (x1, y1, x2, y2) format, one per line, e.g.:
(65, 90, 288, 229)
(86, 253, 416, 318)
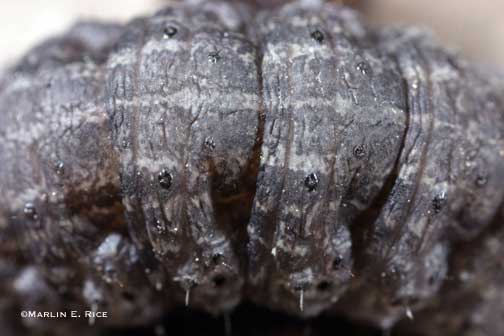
(0, 0, 503, 335)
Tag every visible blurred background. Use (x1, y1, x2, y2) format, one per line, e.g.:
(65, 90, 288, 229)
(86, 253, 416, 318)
(0, 0, 503, 70)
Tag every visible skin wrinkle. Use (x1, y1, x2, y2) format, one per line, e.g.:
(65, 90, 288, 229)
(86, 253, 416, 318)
(383, 54, 430, 262)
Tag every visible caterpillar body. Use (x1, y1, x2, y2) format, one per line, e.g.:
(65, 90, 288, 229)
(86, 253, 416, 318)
(0, 0, 503, 334)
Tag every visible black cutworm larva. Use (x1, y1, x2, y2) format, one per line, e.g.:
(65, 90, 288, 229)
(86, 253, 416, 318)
(0, 0, 503, 335)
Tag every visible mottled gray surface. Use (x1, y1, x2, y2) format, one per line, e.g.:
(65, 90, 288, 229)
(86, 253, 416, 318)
(0, 1, 503, 335)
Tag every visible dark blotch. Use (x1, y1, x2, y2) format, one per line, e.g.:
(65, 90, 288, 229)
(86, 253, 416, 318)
(212, 275, 227, 288)
(293, 284, 305, 291)
(317, 281, 332, 292)
(155, 220, 166, 234)
(158, 169, 173, 189)
(208, 51, 221, 64)
(332, 256, 343, 270)
(475, 173, 488, 187)
(54, 161, 65, 175)
(304, 173, 319, 192)
(212, 253, 222, 264)
(356, 61, 371, 76)
(163, 26, 178, 39)
(204, 137, 216, 151)
(432, 193, 447, 214)
(310, 30, 325, 43)
(121, 291, 136, 302)
(353, 145, 366, 158)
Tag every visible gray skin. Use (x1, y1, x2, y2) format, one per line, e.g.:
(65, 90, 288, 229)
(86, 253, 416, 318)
(105, 2, 260, 312)
(332, 27, 504, 328)
(395, 208, 504, 336)
(246, 3, 407, 317)
(0, 22, 166, 327)
(0, 0, 503, 334)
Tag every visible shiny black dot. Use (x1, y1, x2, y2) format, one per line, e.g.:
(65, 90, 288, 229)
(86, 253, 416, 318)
(304, 173, 319, 192)
(155, 220, 166, 234)
(23, 203, 38, 220)
(54, 161, 65, 175)
(163, 26, 178, 39)
(204, 137, 216, 150)
(356, 61, 371, 76)
(353, 145, 366, 158)
(311, 30, 325, 43)
(208, 51, 221, 64)
(432, 193, 447, 214)
(158, 169, 173, 189)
